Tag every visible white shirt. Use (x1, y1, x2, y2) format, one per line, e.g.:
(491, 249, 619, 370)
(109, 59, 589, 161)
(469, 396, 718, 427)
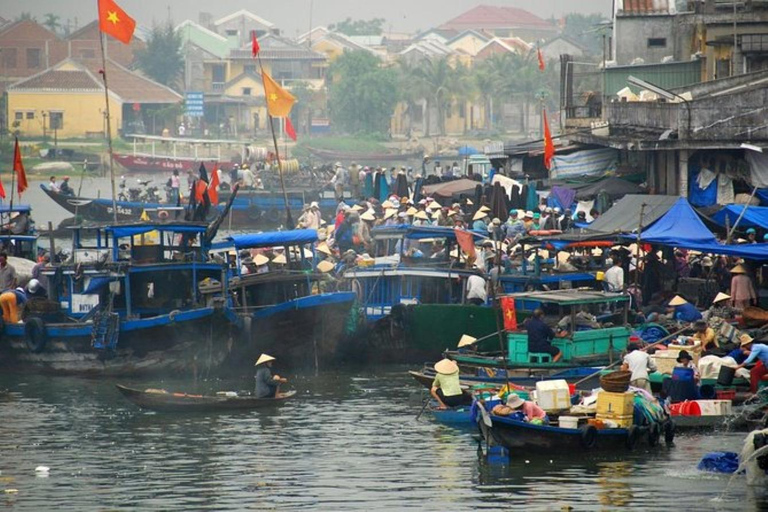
(623, 350, 656, 381)
(466, 274, 487, 302)
(604, 265, 624, 292)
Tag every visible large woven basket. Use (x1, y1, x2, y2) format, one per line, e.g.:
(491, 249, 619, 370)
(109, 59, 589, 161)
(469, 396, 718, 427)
(600, 370, 632, 393)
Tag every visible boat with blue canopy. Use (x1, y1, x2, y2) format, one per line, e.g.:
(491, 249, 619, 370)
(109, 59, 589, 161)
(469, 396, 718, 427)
(210, 229, 356, 367)
(0, 221, 240, 376)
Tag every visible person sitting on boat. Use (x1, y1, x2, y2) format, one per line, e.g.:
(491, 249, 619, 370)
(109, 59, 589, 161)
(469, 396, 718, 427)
(504, 210, 526, 243)
(735, 334, 768, 393)
(675, 350, 700, 384)
(254, 353, 288, 399)
(472, 211, 489, 231)
(59, 176, 74, 196)
(48, 176, 59, 192)
(0, 282, 30, 324)
(430, 358, 468, 409)
(692, 320, 719, 354)
(506, 393, 548, 424)
(667, 295, 702, 323)
(621, 342, 656, 392)
(525, 309, 563, 363)
(704, 292, 735, 323)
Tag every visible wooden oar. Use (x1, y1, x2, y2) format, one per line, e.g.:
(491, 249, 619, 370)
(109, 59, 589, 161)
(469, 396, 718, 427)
(415, 397, 430, 420)
(571, 326, 689, 389)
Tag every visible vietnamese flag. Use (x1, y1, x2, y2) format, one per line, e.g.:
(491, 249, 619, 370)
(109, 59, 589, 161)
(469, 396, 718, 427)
(537, 48, 545, 71)
(285, 117, 297, 141)
(454, 228, 476, 260)
(208, 165, 220, 204)
(252, 32, 260, 57)
(13, 138, 27, 196)
(500, 296, 518, 331)
(98, 0, 136, 45)
(543, 109, 555, 170)
(262, 71, 296, 118)
(0, 174, 6, 200)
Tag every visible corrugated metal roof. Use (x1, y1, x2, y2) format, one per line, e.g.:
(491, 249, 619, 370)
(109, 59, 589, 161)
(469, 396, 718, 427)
(620, 0, 671, 15)
(604, 60, 702, 96)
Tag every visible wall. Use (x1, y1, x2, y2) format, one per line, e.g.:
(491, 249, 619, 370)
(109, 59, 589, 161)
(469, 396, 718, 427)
(614, 15, 677, 65)
(7, 91, 121, 138)
(448, 34, 488, 56)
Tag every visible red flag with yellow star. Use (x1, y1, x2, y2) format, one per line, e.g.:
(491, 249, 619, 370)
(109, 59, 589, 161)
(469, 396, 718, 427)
(262, 71, 296, 118)
(98, 0, 136, 45)
(500, 296, 518, 331)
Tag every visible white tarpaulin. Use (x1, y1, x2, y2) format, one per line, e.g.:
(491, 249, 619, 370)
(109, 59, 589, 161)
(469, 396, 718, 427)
(491, 174, 523, 197)
(746, 150, 768, 188)
(549, 148, 619, 180)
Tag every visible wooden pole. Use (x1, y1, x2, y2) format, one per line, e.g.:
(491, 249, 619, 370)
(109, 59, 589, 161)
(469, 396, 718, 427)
(633, 203, 646, 291)
(98, 30, 119, 223)
(727, 185, 758, 242)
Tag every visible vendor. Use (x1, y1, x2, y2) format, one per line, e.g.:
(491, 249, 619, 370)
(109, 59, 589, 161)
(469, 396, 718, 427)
(692, 320, 718, 353)
(430, 358, 467, 409)
(525, 308, 563, 362)
(704, 292, 735, 321)
(735, 334, 768, 393)
(668, 295, 702, 322)
(621, 342, 656, 392)
(506, 393, 548, 425)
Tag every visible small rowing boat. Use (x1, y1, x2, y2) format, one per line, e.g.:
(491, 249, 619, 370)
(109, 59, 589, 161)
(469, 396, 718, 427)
(116, 384, 296, 412)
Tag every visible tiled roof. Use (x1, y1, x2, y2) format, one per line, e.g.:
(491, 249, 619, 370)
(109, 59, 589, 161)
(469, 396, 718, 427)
(10, 69, 100, 91)
(10, 59, 182, 104)
(440, 5, 556, 31)
(230, 34, 326, 61)
(620, 0, 671, 14)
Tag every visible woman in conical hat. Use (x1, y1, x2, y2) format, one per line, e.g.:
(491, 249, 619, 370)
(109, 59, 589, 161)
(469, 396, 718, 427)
(430, 358, 468, 409)
(254, 354, 288, 398)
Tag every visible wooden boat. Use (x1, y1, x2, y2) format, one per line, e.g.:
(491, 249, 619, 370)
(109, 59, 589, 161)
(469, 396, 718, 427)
(408, 365, 602, 391)
(476, 399, 675, 452)
(115, 133, 247, 174)
(430, 403, 474, 426)
(449, 289, 631, 371)
(116, 384, 296, 412)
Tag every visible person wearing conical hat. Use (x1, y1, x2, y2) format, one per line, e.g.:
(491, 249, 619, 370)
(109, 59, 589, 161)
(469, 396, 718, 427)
(730, 263, 757, 310)
(254, 354, 288, 398)
(472, 210, 489, 231)
(734, 334, 768, 393)
(430, 358, 467, 409)
(667, 295, 703, 322)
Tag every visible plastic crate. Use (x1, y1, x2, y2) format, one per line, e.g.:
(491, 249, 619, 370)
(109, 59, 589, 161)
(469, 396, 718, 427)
(715, 389, 736, 401)
(596, 390, 635, 417)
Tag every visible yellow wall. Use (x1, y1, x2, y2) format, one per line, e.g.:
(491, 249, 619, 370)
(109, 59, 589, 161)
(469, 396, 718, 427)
(228, 60, 272, 81)
(224, 75, 264, 97)
(311, 39, 344, 62)
(7, 91, 122, 138)
(448, 35, 488, 57)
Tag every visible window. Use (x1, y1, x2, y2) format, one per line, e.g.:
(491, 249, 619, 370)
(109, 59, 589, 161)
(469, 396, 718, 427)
(225, 29, 237, 36)
(25, 111, 34, 120)
(647, 38, 667, 48)
(79, 49, 96, 59)
(26, 48, 41, 69)
(49, 112, 63, 130)
(242, 87, 252, 96)
(244, 64, 256, 74)
(14, 112, 23, 121)
(3, 48, 17, 68)
(211, 63, 225, 83)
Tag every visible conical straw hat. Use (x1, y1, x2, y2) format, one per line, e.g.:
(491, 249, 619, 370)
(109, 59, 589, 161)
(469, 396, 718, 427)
(713, 292, 731, 303)
(434, 358, 459, 375)
(668, 295, 687, 306)
(457, 334, 478, 348)
(255, 354, 275, 366)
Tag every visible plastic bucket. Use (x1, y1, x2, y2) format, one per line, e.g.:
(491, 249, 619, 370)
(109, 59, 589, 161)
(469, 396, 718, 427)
(559, 416, 579, 429)
(717, 365, 736, 387)
(672, 367, 694, 382)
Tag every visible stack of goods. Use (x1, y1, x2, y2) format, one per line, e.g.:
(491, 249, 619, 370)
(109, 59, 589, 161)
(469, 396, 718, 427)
(596, 390, 635, 428)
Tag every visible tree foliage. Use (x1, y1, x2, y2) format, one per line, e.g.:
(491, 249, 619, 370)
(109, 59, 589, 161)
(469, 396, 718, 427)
(562, 13, 609, 58)
(329, 18, 386, 36)
(42, 13, 61, 34)
(135, 22, 184, 90)
(328, 51, 398, 134)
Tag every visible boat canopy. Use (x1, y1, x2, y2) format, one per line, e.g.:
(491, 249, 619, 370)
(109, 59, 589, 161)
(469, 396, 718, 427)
(212, 229, 318, 250)
(0, 205, 32, 214)
(506, 290, 629, 306)
(404, 226, 488, 242)
(107, 224, 208, 238)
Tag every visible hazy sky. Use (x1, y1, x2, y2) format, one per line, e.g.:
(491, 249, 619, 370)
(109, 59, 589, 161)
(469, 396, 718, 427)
(1, 0, 610, 36)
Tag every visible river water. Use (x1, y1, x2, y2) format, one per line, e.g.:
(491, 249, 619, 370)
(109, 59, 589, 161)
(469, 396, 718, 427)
(0, 366, 762, 511)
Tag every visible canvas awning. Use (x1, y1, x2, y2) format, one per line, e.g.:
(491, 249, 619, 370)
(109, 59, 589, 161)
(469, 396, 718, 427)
(584, 195, 679, 235)
(422, 178, 481, 199)
(710, 204, 768, 230)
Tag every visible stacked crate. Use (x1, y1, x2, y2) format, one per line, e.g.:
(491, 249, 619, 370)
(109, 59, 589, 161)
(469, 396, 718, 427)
(596, 390, 635, 428)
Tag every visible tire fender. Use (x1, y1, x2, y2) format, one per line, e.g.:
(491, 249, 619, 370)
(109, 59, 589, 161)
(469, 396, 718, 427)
(25, 317, 47, 353)
(625, 425, 640, 450)
(580, 425, 597, 449)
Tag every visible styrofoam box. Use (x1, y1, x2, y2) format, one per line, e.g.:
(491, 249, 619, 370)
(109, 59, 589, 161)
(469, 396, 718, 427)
(535, 379, 571, 412)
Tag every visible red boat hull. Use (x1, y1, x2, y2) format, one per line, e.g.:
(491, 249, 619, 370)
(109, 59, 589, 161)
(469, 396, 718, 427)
(114, 154, 233, 173)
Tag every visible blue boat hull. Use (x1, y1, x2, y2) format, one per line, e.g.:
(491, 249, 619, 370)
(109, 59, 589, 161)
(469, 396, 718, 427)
(0, 307, 239, 376)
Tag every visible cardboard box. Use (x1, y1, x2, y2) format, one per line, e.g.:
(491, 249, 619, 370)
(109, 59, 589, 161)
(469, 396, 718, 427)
(596, 390, 635, 417)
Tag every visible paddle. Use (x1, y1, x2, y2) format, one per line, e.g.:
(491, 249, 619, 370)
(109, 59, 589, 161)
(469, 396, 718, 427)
(415, 397, 430, 420)
(571, 326, 689, 389)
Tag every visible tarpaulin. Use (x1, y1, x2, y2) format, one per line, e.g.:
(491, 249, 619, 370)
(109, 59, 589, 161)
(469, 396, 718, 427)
(422, 179, 480, 199)
(212, 229, 318, 250)
(639, 197, 717, 245)
(688, 170, 718, 207)
(108, 224, 206, 238)
(572, 177, 644, 200)
(549, 148, 618, 180)
(710, 204, 768, 229)
(550, 186, 576, 211)
(585, 195, 679, 234)
(746, 150, 768, 188)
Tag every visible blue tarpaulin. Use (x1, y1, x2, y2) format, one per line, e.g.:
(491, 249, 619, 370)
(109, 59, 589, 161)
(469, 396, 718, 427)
(710, 204, 768, 230)
(212, 229, 318, 250)
(688, 170, 718, 207)
(404, 226, 488, 242)
(84, 276, 119, 294)
(639, 197, 718, 245)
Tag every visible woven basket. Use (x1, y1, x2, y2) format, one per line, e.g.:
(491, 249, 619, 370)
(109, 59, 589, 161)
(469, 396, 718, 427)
(600, 370, 632, 393)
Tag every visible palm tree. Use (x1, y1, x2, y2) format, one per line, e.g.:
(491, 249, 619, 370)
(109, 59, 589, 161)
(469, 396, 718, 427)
(411, 58, 468, 136)
(42, 13, 61, 34)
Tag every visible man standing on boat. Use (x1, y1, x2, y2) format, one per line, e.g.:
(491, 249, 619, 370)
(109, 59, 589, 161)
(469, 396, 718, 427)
(0, 253, 17, 291)
(254, 354, 288, 398)
(331, 162, 349, 202)
(169, 170, 181, 204)
(466, 269, 487, 306)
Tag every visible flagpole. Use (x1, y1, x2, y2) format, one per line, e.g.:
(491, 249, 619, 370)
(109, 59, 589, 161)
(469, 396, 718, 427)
(255, 54, 293, 227)
(98, 30, 119, 223)
(9, 142, 15, 211)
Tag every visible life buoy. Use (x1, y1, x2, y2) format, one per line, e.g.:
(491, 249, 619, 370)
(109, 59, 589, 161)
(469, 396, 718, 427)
(25, 317, 47, 353)
(625, 425, 640, 450)
(580, 425, 597, 449)
(648, 422, 661, 447)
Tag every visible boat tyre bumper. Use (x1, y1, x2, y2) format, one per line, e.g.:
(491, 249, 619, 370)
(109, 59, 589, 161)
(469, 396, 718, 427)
(24, 317, 47, 353)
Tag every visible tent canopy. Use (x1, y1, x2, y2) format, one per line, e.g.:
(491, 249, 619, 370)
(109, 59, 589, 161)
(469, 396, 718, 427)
(212, 229, 318, 250)
(585, 195, 679, 235)
(639, 197, 717, 245)
(572, 177, 645, 200)
(422, 178, 480, 199)
(710, 204, 768, 230)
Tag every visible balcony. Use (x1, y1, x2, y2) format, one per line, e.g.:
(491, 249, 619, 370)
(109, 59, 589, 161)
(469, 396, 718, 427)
(211, 82, 225, 93)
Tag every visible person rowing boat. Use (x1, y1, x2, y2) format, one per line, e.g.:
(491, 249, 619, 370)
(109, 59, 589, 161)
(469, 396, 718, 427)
(254, 354, 289, 399)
